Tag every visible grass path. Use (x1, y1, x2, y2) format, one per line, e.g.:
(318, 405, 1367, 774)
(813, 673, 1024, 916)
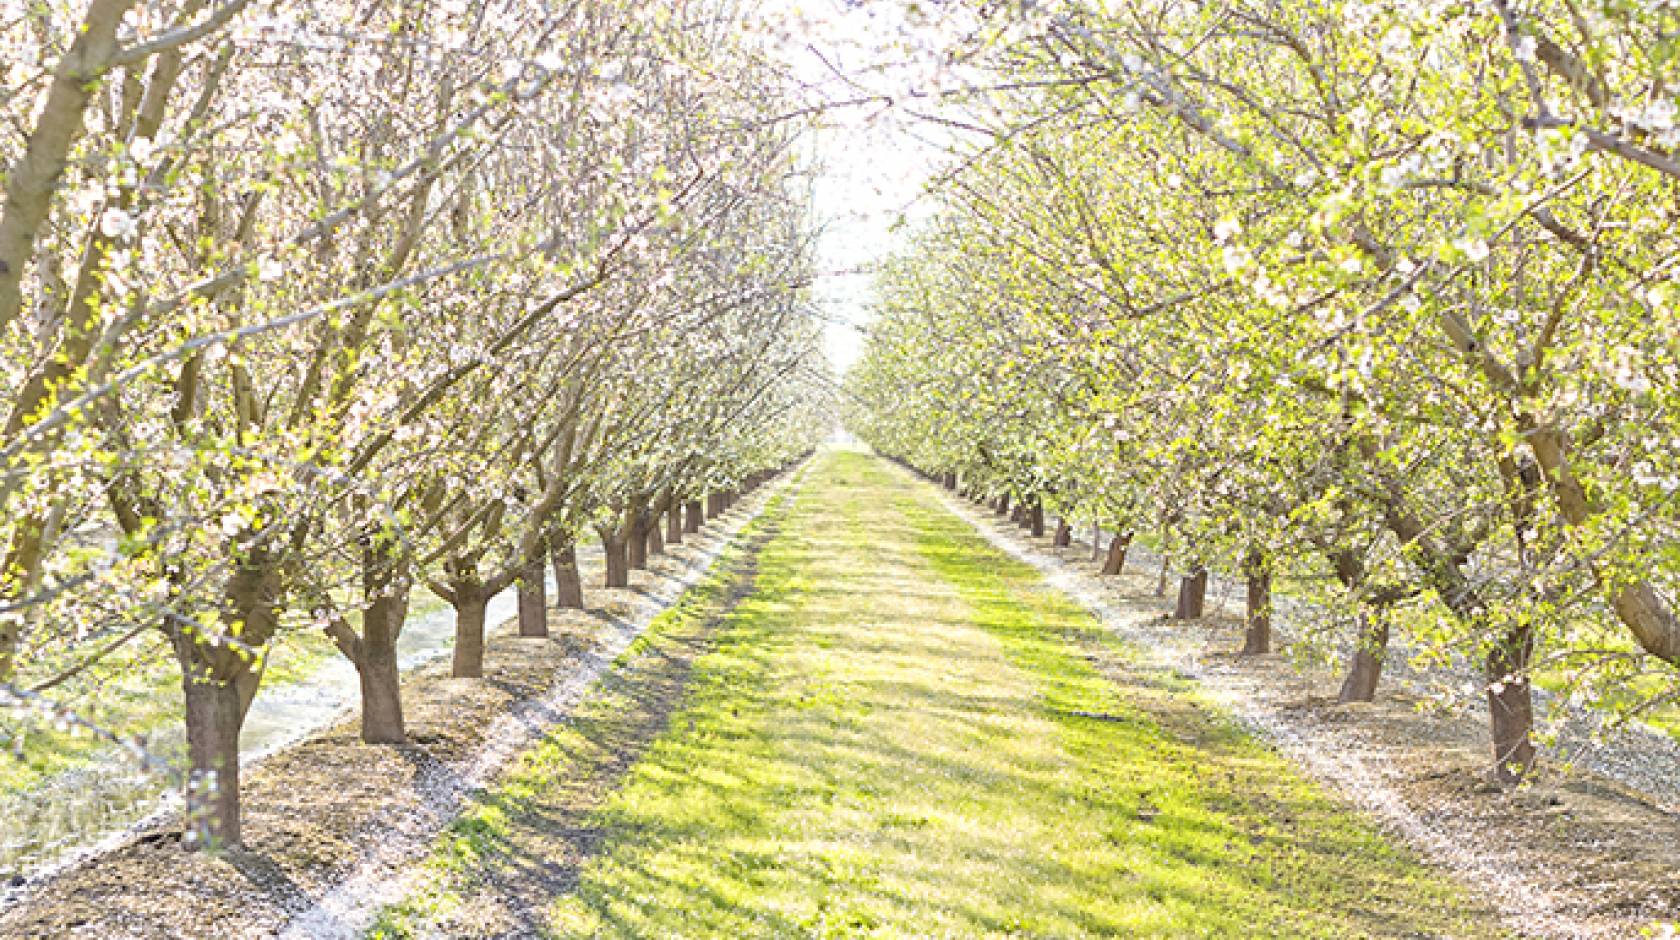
(372, 450, 1501, 938)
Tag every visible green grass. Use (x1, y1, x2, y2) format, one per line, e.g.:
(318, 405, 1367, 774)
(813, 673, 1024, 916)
(371, 450, 1501, 938)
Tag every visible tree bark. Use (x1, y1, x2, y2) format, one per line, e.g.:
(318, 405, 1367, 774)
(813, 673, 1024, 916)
(354, 570, 411, 744)
(666, 499, 684, 545)
(706, 492, 723, 519)
(1242, 550, 1271, 655)
(551, 539, 584, 608)
(627, 506, 648, 570)
(1091, 523, 1103, 561)
(1028, 500, 1045, 537)
(1101, 532, 1132, 576)
(517, 556, 546, 638)
(180, 668, 245, 850)
(1052, 520, 1071, 548)
(685, 499, 703, 532)
(1338, 609, 1389, 703)
(601, 528, 629, 588)
(450, 585, 489, 679)
(645, 506, 665, 557)
(1487, 624, 1538, 784)
(996, 494, 1009, 517)
(173, 551, 279, 850)
(1155, 556, 1170, 596)
(1173, 566, 1208, 620)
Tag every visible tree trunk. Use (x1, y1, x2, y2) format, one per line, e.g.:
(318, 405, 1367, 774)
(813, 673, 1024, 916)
(943, 471, 957, 489)
(175, 552, 279, 850)
(996, 494, 1009, 517)
(180, 669, 245, 850)
(685, 499, 703, 532)
(517, 556, 546, 638)
(1053, 520, 1071, 548)
(706, 492, 723, 519)
(1028, 500, 1045, 537)
(1338, 609, 1389, 703)
(1155, 556, 1170, 596)
(627, 508, 648, 570)
(601, 529, 629, 588)
(1172, 566, 1208, 620)
(1242, 551, 1271, 655)
(551, 540, 584, 608)
(1091, 523, 1102, 562)
(666, 499, 684, 545)
(450, 585, 489, 679)
(357, 585, 409, 744)
(1486, 624, 1537, 784)
(1101, 532, 1132, 576)
(646, 507, 665, 557)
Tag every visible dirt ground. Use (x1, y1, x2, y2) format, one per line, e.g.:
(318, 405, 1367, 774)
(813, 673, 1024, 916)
(937, 485, 1680, 939)
(0, 478, 789, 940)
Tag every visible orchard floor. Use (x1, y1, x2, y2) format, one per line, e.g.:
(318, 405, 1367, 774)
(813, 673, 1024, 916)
(366, 451, 1505, 939)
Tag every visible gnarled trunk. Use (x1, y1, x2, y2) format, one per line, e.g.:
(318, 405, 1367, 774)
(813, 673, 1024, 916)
(1241, 550, 1271, 655)
(1101, 532, 1132, 576)
(551, 539, 584, 608)
(1173, 565, 1208, 620)
(1338, 609, 1389, 703)
(450, 584, 489, 679)
(517, 556, 546, 638)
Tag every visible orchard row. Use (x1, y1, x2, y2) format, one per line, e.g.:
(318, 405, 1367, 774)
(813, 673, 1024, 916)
(0, 0, 829, 848)
(848, 0, 1680, 783)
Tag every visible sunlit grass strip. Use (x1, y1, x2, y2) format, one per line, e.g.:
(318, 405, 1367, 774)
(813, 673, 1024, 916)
(364, 483, 798, 939)
(374, 451, 1499, 938)
(898, 492, 1499, 937)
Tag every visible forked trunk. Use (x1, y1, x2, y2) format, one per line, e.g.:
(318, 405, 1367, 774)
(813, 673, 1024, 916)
(517, 557, 546, 638)
(1101, 532, 1132, 576)
(551, 540, 584, 609)
(176, 553, 279, 850)
(1486, 624, 1537, 784)
(1241, 551, 1271, 655)
(1337, 609, 1389, 703)
(685, 500, 703, 532)
(450, 585, 489, 679)
(1173, 565, 1208, 620)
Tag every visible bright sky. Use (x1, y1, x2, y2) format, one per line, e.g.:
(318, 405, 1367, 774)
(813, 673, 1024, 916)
(758, 0, 954, 374)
